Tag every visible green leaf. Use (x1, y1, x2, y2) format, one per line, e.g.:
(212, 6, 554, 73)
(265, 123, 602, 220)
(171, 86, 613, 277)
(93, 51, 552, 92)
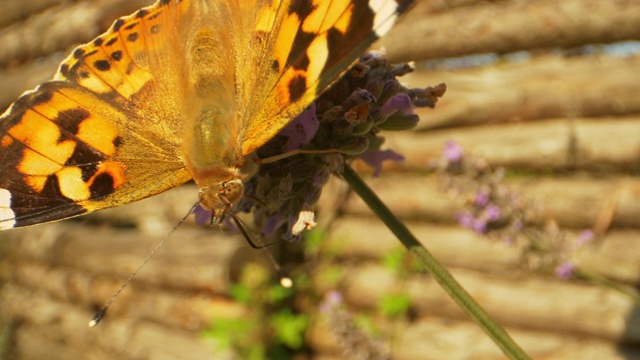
(229, 284, 252, 304)
(267, 284, 295, 304)
(271, 310, 309, 349)
(379, 294, 411, 318)
(383, 249, 405, 274)
(203, 318, 254, 349)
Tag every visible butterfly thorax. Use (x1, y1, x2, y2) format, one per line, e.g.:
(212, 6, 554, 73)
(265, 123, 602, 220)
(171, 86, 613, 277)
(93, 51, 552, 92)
(183, 100, 245, 219)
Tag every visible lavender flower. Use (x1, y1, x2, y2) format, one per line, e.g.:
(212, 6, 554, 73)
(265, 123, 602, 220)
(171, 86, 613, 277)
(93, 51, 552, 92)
(359, 149, 405, 177)
(319, 291, 391, 359)
(443, 140, 464, 163)
(555, 261, 576, 280)
(279, 103, 320, 151)
(229, 53, 444, 240)
(436, 142, 597, 279)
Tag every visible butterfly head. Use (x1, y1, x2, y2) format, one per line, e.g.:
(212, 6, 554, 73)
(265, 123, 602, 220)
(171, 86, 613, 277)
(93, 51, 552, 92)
(198, 178, 244, 223)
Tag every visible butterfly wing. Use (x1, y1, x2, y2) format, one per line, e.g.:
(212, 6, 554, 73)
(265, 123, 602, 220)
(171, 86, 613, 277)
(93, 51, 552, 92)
(0, 1, 195, 229)
(238, 0, 414, 155)
(0, 0, 413, 229)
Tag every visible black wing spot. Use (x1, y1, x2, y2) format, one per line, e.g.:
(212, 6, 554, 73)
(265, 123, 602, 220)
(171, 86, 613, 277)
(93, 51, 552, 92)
(136, 9, 149, 18)
(113, 136, 123, 148)
(59, 64, 70, 76)
(56, 108, 90, 136)
(105, 37, 118, 46)
(93, 60, 111, 72)
(111, 51, 123, 61)
(124, 22, 139, 31)
(127, 33, 139, 42)
(90, 173, 116, 198)
(29, 90, 54, 107)
(73, 48, 85, 59)
(112, 19, 125, 32)
(148, 11, 162, 21)
(288, 75, 306, 102)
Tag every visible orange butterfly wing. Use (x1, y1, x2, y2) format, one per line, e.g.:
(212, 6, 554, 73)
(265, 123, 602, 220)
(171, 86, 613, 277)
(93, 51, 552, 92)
(0, 0, 413, 229)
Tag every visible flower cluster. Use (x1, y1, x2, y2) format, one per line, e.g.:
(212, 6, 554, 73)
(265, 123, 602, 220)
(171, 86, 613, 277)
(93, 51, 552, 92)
(434, 141, 594, 279)
(227, 52, 445, 241)
(319, 291, 391, 360)
(435, 141, 528, 241)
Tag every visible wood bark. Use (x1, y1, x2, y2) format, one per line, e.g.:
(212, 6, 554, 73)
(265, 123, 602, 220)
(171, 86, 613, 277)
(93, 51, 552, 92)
(0, 0, 152, 67)
(382, 0, 640, 62)
(1, 0, 639, 359)
(404, 54, 640, 129)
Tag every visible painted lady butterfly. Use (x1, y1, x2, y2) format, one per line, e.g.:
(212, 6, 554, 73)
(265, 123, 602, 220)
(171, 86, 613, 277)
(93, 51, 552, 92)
(0, 0, 413, 230)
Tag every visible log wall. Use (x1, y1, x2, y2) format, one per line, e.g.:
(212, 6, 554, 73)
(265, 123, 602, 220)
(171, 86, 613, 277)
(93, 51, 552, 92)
(1, 1, 640, 359)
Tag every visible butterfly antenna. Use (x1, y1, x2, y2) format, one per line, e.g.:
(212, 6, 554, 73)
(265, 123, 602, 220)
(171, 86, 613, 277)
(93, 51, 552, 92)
(231, 215, 292, 288)
(89, 202, 201, 327)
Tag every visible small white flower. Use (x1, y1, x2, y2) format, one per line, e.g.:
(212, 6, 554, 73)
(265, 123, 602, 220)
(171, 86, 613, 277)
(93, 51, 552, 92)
(291, 210, 317, 235)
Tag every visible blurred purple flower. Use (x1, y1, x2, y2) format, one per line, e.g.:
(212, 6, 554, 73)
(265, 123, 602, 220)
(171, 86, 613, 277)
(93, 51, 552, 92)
(326, 290, 343, 305)
(319, 290, 344, 313)
(485, 204, 501, 222)
(443, 140, 463, 163)
(555, 261, 576, 280)
(475, 190, 490, 207)
(379, 93, 413, 118)
(279, 103, 319, 151)
(194, 205, 211, 225)
(359, 149, 404, 177)
(513, 220, 524, 231)
(576, 230, 594, 246)
(456, 212, 474, 229)
(472, 219, 488, 234)
(263, 213, 287, 236)
(312, 166, 331, 187)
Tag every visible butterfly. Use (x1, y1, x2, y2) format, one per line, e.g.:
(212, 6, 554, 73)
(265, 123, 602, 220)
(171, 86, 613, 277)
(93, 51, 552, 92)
(0, 0, 413, 230)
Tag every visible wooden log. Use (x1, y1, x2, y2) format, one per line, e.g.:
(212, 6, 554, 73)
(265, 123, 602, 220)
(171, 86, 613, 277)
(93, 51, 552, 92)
(403, 54, 640, 129)
(308, 316, 640, 360)
(0, 52, 66, 111)
(383, 117, 640, 171)
(0, 283, 233, 359)
(382, 0, 640, 62)
(326, 216, 640, 284)
(0, 0, 152, 68)
(0, 0, 64, 28)
(341, 264, 639, 343)
(0, 223, 245, 295)
(343, 173, 640, 230)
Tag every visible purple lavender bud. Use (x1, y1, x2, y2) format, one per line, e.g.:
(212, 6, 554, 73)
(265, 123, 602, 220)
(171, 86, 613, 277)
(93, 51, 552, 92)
(472, 218, 488, 234)
(555, 261, 576, 280)
(312, 166, 331, 187)
(194, 205, 212, 225)
(264, 213, 287, 236)
(379, 93, 413, 118)
(576, 230, 594, 246)
(359, 149, 405, 177)
(456, 212, 475, 229)
(327, 290, 343, 305)
(319, 292, 342, 313)
(475, 190, 490, 207)
(279, 103, 319, 151)
(513, 220, 524, 231)
(485, 204, 501, 222)
(443, 141, 464, 163)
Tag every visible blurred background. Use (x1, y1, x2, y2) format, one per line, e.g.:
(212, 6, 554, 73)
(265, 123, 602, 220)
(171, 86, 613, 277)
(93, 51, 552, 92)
(1, 0, 640, 359)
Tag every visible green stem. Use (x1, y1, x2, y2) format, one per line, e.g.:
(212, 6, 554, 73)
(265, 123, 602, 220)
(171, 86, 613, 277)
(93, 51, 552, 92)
(342, 165, 531, 360)
(575, 268, 640, 305)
